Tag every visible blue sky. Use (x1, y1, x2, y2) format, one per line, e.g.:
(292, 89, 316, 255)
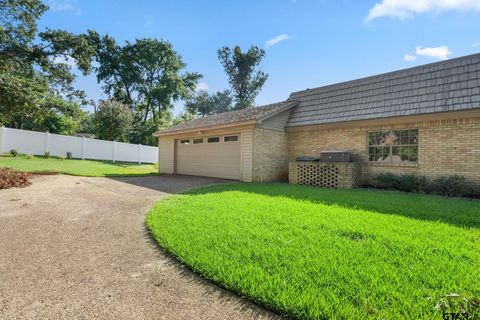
(39, 0, 480, 115)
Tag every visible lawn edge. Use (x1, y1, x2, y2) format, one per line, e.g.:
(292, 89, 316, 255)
(144, 195, 291, 319)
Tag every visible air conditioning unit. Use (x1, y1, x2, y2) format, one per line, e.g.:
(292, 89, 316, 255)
(320, 150, 351, 163)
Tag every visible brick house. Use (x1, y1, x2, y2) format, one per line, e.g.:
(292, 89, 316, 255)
(154, 54, 480, 188)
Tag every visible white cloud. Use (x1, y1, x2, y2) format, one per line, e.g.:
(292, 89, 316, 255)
(53, 55, 77, 68)
(48, 0, 81, 15)
(196, 82, 208, 91)
(404, 54, 417, 62)
(366, 0, 480, 21)
(473, 41, 480, 47)
(415, 45, 452, 60)
(265, 34, 293, 48)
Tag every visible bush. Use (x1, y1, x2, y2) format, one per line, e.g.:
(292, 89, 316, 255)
(372, 173, 477, 198)
(0, 168, 31, 189)
(374, 173, 428, 193)
(66, 151, 72, 159)
(44, 151, 50, 159)
(10, 149, 18, 157)
(26, 154, 34, 159)
(430, 175, 471, 197)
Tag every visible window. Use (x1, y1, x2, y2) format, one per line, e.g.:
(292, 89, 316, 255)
(193, 138, 203, 144)
(180, 139, 190, 145)
(207, 137, 220, 143)
(224, 135, 239, 142)
(368, 129, 418, 163)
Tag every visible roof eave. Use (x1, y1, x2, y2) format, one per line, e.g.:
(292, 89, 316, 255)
(153, 119, 257, 137)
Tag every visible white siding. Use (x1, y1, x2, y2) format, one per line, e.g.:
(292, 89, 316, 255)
(158, 138, 175, 174)
(241, 128, 254, 182)
(257, 108, 293, 131)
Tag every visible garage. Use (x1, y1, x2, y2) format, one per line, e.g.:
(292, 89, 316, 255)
(154, 101, 297, 182)
(175, 134, 241, 180)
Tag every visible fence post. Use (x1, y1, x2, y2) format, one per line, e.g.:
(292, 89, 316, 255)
(44, 131, 50, 154)
(82, 137, 86, 160)
(0, 126, 5, 154)
(138, 144, 142, 164)
(112, 141, 116, 163)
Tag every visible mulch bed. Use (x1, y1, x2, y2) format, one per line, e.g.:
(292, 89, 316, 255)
(0, 168, 31, 189)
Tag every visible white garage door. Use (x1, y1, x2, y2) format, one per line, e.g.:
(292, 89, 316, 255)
(176, 134, 241, 180)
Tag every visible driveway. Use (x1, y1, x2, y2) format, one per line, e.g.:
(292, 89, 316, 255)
(0, 175, 278, 320)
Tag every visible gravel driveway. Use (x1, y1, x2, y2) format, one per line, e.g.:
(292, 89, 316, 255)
(0, 175, 278, 320)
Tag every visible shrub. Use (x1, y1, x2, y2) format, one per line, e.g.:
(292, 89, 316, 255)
(10, 149, 18, 157)
(44, 151, 50, 159)
(372, 173, 477, 198)
(374, 173, 428, 193)
(430, 175, 472, 197)
(26, 154, 34, 159)
(66, 151, 72, 159)
(0, 168, 31, 189)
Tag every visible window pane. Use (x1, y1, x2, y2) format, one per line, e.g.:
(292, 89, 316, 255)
(374, 147, 382, 161)
(224, 135, 239, 142)
(207, 137, 220, 143)
(368, 132, 376, 146)
(409, 130, 418, 145)
(193, 138, 203, 144)
(409, 146, 418, 161)
(368, 147, 375, 161)
(180, 139, 190, 145)
(382, 146, 390, 161)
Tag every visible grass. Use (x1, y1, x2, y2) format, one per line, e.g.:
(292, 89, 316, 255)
(0, 154, 158, 177)
(146, 183, 480, 319)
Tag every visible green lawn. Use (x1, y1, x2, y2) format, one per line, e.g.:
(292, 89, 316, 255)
(146, 183, 480, 319)
(0, 155, 157, 177)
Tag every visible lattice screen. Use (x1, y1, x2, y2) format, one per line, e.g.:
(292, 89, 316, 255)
(296, 163, 339, 188)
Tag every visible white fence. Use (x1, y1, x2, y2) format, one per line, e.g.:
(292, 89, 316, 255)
(0, 127, 158, 164)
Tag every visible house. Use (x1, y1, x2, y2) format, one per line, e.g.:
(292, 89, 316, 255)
(154, 53, 480, 187)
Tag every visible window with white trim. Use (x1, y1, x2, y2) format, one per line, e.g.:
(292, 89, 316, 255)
(368, 129, 418, 163)
(180, 139, 190, 145)
(224, 135, 239, 142)
(207, 137, 220, 143)
(193, 138, 203, 144)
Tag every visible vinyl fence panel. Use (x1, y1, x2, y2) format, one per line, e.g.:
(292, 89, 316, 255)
(0, 127, 158, 163)
(49, 133, 83, 158)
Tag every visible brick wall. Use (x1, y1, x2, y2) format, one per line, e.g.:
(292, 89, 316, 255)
(287, 117, 480, 187)
(253, 127, 288, 182)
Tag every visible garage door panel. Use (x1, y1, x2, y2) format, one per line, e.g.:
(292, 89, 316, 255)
(176, 136, 241, 180)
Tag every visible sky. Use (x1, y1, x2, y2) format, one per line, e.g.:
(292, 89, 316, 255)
(39, 0, 480, 115)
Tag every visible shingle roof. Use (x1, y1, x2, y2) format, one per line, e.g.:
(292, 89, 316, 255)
(287, 53, 480, 127)
(155, 101, 297, 135)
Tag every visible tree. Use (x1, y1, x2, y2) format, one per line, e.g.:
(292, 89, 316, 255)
(185, 89, 233, 116)
(217, 46, 268, 110)
(172, 111, 196, 126)
(92, 100, 133, 142)
(92, 37, 202, 144)
(0, 0, 97, 130)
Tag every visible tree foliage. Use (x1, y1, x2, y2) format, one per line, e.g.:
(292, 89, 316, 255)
(91, 36, 202, 144)
(0, 0, 96, 132)
(217, 46, 268, 110)
(185, 89, 233, 116)
(92, 100, 133, 142)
